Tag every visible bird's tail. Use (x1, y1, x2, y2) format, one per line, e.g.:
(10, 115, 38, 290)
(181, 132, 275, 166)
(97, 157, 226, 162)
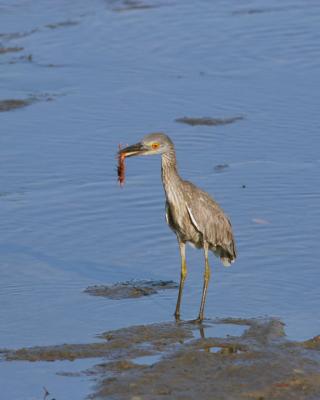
(219, 242, 237, 267)
(221, 256, 234, 267)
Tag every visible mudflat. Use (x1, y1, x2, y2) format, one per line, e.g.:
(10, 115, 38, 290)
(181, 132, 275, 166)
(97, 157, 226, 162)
(2, 318, 320, 400)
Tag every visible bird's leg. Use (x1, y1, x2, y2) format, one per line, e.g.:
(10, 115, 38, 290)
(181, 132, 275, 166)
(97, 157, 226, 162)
(197, 242, 211, 322)
(174, 240, 187, 321)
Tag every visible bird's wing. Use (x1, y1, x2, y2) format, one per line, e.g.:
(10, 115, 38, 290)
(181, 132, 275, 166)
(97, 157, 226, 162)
(186, 205, 201, 232)
(183, 181, 236, 253)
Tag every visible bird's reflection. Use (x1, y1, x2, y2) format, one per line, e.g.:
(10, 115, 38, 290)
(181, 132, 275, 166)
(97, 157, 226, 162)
(179, 319, 242, 354)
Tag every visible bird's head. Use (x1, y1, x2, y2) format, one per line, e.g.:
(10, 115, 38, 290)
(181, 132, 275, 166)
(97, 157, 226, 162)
(118, 132, 173, 158)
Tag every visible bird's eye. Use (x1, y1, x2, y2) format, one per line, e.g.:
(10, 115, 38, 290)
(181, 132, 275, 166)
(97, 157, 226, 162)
(151, 143, 160, 150)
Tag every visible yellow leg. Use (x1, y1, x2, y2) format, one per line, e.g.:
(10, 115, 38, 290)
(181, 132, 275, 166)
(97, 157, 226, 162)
(197, 242, 211, 322)
(174, 240, 187, 321)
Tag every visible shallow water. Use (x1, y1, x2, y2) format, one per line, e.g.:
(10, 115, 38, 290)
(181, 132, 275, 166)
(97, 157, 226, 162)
(1, 0, 320, 398)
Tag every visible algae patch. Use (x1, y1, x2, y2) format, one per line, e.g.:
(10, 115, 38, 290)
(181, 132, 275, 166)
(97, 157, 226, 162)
(175, 115, 244, 126)
(0, 99, 34, 112)
(0, 46, 24, 54)
(0, 94, 57, 112)
(84, 280, 178, 299)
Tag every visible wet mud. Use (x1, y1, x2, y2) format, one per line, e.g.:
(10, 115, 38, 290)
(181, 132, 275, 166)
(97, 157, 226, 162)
(2, 318, 320, 399)
(0, 94, 55, 112)
(175, 115, 244, 126)
(0, 46, 23, 54)
(302, 335, 320, 350)
(0, 99, 34, 112)
(84, 280, 178, 299)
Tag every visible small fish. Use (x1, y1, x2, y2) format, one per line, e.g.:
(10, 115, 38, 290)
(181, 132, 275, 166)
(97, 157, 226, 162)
(117, 144, 126, 187)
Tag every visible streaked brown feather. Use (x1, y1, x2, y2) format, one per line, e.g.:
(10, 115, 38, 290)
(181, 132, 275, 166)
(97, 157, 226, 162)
(162, 155, 236, 266)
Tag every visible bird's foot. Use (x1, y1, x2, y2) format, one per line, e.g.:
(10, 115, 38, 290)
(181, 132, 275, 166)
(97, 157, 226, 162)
(191, 316, 205, 325)
(174, 312, 181, 323)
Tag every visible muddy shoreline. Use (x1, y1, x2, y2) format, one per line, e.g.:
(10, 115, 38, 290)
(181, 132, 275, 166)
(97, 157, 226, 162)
(2, 318, 320, 400)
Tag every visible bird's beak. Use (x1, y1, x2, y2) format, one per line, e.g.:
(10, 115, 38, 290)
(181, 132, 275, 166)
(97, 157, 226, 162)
(118, 142, 147, 158)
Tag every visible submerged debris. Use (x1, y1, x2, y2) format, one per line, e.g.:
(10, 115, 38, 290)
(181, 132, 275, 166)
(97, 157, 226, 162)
(112, 0, 160, 12)
(214, 164, 229, 173)
(85, 280, 178, 299)
(175, 115, 244, 126)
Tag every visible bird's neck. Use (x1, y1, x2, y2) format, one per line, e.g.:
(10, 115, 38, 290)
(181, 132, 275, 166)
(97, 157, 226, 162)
(161, 148, 182, 200)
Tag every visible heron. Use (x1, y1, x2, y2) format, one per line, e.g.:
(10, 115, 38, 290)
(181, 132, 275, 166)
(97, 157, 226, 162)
(119, 133, 236, 322)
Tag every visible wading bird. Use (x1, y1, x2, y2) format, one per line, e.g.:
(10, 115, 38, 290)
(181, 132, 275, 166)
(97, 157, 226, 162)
(119, 133, 236, 321)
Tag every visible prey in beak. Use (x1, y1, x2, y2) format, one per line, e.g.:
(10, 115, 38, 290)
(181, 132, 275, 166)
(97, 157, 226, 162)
(118, 142, 147, 158)
(117, 137, 162, 186)
(117, 142, 147, 187)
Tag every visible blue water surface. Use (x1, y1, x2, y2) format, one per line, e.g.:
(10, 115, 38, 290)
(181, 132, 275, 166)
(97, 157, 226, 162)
(1, 0, 320, 398)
